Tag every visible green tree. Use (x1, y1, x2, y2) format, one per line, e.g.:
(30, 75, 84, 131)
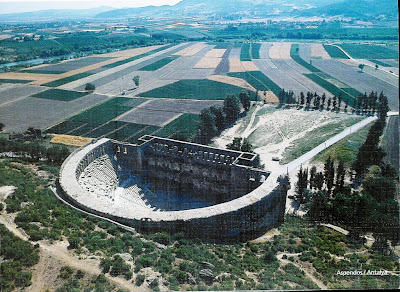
(335, 160, 345, 194)
(85, 83, 95, 91)
(227, 137, 242, 151)
(209, 106, 225, 131)
(133, 75, 140, 87)
(223, 94, 240, 123)
(324, 157, 335, 193)
(314, 171, 324, 191)
(198, 108, 217, 143)
(309, 166, 317, 190)
(358, 63, 365, 72)
(241, 138, 253, 153)
(239, 91, 251, 111)
(0, 122, 4, 131)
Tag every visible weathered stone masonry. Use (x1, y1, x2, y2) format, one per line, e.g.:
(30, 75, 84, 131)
(59, 136, 289, 241)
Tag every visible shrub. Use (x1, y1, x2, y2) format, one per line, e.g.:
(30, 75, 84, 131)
(136, 274, 145, 286)
(85, 83, 95, 91)
(59, 266, 74, 279)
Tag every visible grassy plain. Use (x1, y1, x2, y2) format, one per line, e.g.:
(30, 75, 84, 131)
(32, 89, 89, 102)
(138, 79, 244, 100)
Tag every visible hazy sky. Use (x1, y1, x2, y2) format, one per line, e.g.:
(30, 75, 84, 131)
(0, 0, 183, 14)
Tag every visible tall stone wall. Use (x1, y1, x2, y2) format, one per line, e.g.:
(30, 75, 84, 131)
(59, 136, 288, 242)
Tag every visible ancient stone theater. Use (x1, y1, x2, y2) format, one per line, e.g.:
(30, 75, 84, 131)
(58, 135, 289, 241)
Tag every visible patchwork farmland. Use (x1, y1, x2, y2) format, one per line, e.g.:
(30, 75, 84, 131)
(0, 41, 398, 145)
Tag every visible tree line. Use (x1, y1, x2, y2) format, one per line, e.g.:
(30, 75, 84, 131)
(277, 90, 389, 115)
(296, 105, 398, 252)
(0, 138, 70, 164)
(198, 91, 251, 144)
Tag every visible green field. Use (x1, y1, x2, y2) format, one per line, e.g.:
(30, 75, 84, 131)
(291, 44, 320, 72)
(46, 97, 163, 141)
(32, 89, 89, 102)
(103, 44, 175, 68)
(251, 43, 261, 59)
(0, 79, 32, 83)
(42, 72, 93, 87)
(323, 45, 349, 59)
(154, 113, 200, 142)
(291, 44, 359, 106)
(138, 79, 244, 100)
(339, 43, 399, 59)
(370, 59, 393, 67)
(304, 74, 358, 106)
(47, 97, 138, 134)
(22, 69, 65, 74)
(208, 42, 232, 49)
(139, 56, 178, 71)
(240, 43, 251, 61)
(228, 71, 281, 97)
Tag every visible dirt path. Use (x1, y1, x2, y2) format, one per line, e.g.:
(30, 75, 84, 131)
(240, 105, 262, 140)
(277, 254, 328, 290)
(0, 196, 138, 291)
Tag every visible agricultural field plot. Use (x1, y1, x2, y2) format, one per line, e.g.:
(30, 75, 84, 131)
(323, 45, 349, 59)
(172, 42, 208, 56)
(0, 79, 33, 84)
(382, 115, 399, 169)
(268, 59, 334, 97)
(137, 79, 245, 100)
(375, 59, 399, 67)
(240, 43, 251, 61)
(0, 93, 111, 133)
(22, 57, 115, 73)
(102, 44, 172, 68)
(338, 43, 399, 59)
(208, 75, 256, 92)
(42, 72, 93, 87)
(214, 46, 232, 74)
(138, 56, 179, 71)
(253, 59, 313, 96)
(0, 84, 47, 106)
(153, 113, 200, 142)
(117, 107, 182, 127)
(228, 47, 241, 59)
(362, 66, 399, 87)
(298, 43, 312, 62)
(311, 59, 399, 110)
(47, 97, 145, 136)
(50, 134, 93, 147)
(227, 71, 281, 97)
(59, 43, 190, 91)
(310, 44, 331, 59)
(228, 58, 246, 72)
(159, 45, 215, 80)
(269, 42, 292, 60)
(129, 98, 223, 115)
(369, 59, 396, 67)
(32, 88, 89, 102)
(251, 43, 261, 59)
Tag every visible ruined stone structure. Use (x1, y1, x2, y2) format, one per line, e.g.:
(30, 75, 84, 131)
(59, 136, 289, 241)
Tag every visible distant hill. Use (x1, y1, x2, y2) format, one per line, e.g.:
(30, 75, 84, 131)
(300, 0, 399, 18)
(96, 0, 398, 20)
(0, 0, 397, 22)
(96, 0, 344, 19)
(0, 6, 113, 22)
